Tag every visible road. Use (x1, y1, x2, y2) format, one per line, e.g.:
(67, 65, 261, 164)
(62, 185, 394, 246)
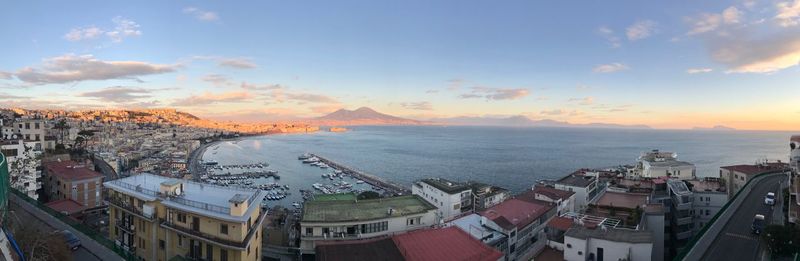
(701, 174, 786, 261)
(9, 200, 102, 261)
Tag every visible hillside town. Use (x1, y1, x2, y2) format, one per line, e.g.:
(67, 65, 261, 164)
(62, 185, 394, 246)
(0, 108, 796, 261)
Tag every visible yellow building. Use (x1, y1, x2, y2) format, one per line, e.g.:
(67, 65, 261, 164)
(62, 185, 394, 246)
(105, 174, 266, 261)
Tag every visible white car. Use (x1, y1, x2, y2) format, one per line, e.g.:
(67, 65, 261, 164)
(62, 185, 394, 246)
(765, 192, 776, 205)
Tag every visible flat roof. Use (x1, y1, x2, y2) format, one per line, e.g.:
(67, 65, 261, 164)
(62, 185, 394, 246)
(448, 214, 506, 245)
(565, 225, 653, 244)
(45, 160, 104, 181)
(392, 227, 504, 261)
(556, 174, 595, 187)
(105, 173, 263, 222)
(594, 191, 649, 210)
(480, 198, 553, 230)
(686, 178, 725, 193)
(721, 163, 789, 176)
(646, 160, 695, 168)
(315, 237, 403, 261)
(302, 195, 436, 223)
(45, 199, 86, 215)
(418, 178, 471, 194)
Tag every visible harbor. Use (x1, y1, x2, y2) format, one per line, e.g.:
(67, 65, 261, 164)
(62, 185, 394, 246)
(306, 153, 410, 196)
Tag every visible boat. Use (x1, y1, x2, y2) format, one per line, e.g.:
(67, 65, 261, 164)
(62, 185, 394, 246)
(356, 180, 365, 184)
(298, 153, 312, 160)
(319, 163, 329, 169)
(292, 202, 301, 208)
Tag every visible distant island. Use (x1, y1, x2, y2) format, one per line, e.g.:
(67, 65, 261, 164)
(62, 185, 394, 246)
(430, 115, 652, 129)
(692, 125, 736, 131)
(329, 127, 348, 132)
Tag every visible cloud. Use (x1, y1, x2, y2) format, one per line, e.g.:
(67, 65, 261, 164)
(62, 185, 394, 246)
(171, 91, 252, 106)
(540, 109, 567, 116)
(64, 26, 104, 41)
(425, 89, 439, 94)
(13, 54, 177, 85)
(569, 97, 595, 105)
(626, 20, 657, 40)
(218, 58, 257, 69)
(202, 74, 232, 87)
(459, 86, 529, 100)
(268, 88, 339, 104)
(592, 63, 629, 73)
(241, 82, 282, 90)
(710, 30, 800, 73)
(400, 101, 433, 111)
(310, 105, 343, 114)
(447, 79, 464, 91)
(687, 68, 713, 74)
(78, 86, 152, 103)
(686, 6, 741, 35)
(0, 93, 30, 100)
(106, 17, 142, 43)
(777, 0, 800, 27)
(596, 26, 621, 48)
(0, 71, 12, 80)
(183, 7, 219, 21)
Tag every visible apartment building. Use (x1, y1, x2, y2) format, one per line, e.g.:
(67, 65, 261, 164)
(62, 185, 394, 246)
(554, 173, 599, 211)
(792, 135, 800, 173)
(635, 150, 696, 180)
(720, 162, 789, 199)
(299, 194, 437, 254)
(0, 139, 41, 200)
(43, 160, 104, 207)
(412, 178, 473, 221)
(105, 174, 266, 261)
(470, 182, 510, 211)
(686, 178, 726, 233)
(523, 185, 576, 215)
(665, 179, 694, 254)
(479, 198, 556, 261)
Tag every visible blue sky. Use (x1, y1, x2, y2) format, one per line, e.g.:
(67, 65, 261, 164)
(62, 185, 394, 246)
(1, 0, 800, 129)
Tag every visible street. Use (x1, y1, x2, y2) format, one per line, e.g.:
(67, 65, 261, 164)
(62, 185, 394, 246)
(9, 201, 102, 261)
(701, 174, 786, 261)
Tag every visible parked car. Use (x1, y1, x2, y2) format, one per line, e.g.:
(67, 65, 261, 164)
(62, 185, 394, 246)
(752, 214, 765, 235)
(58, 230, 81, 251)
(765, 192, 776, 205)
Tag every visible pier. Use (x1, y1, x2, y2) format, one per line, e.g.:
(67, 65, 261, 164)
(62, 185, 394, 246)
(208, 171, 280, 179)
(310, 153, 411, 196)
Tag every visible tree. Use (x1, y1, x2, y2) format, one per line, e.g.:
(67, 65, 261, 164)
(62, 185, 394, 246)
(357, 191, 381, 200)
(8, 213, 72, 261)
(52, 119, 70, 145)
(761, 225, 800, 257)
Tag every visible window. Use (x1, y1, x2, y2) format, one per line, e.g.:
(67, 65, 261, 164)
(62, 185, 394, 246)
(567, 243, 572, 248)
(510, 243, 516, 253)
(178, 236, 183, 247)
(177, 213, 186, 223)
(306, 227, 313, 236)
(706, 209, 710, 216)
(220, 249, 228, 261)
(159, 240, 165, 250)
(359, 221, 388, 234)
(407, 217, 421, 226)
(220, 224, 228, 234)
(706, 197, 710, 201)
(510, 231, 516, 238)
(699, 197, 703, 202)
(453, 203, 460, 210)
(248, 245, 251, 255)
(578, 251, 583, 255)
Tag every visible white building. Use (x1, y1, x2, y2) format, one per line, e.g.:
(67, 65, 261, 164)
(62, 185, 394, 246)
(299, 195, 437, 253)
(687, 178, 727, 233)
(527, 185, 576, 216)
(0, 139, 42, 200)
(412, 178, 472, 221)
(479, 198, 557, 261)
(564, 225, 653, 261)
(554, 173, 599, 211)
(636, 150, 696, 180)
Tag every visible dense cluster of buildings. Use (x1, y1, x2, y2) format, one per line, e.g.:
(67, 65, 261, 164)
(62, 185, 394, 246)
(290, 149, 794, 261)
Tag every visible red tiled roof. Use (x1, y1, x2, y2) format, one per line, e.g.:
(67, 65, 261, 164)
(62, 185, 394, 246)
(720, 163, 788, 176)
(392, 227, 504, 261)
(792, 135, 800, 143)
(45, 199, 85, 215)
(315, 237, 403, 261)
(480, 198, 553, 230)
(45, 160, 104, 181)
(547, 216, 574, 231)
(535, 247, 564, 261)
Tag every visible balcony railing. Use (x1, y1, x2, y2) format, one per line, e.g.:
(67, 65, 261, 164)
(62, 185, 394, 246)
(676, 216, 693, 225)
(159, 208, 267, 250)
(106, 179, 261, 216)
(106, 196, 154, 220)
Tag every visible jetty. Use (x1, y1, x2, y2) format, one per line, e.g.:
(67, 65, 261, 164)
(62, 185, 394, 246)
(208, 171, 280, 179)
(309, 153, 410, 196)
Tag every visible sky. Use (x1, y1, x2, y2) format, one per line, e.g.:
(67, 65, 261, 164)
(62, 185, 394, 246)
(1, 1, 800, 130)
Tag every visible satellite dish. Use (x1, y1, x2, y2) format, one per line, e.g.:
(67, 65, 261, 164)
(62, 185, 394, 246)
(174, 187, 182, 196)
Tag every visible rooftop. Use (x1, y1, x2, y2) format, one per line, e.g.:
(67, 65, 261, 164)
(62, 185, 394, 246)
(667, 179, 691, 195)
(547, 216, 574, 231)
(45, 199, 85, 215)
(594, 191, 649, 210)
(686, 178, 725, 193)
(315, 237, 403, 261)
(721, 163, 789, 176)
(104, 173, 263, 222)
(480, 198, 553, 230)
(448, 213, 506, 245)
(530, 185, 576, 200)
(45, 160, 104, 181)
(565, 224, 653, 244)
(302, 195, 436, 223)
(556, 173, 595, 187)
(645, 160, 695, 168)
(534, 247, 564, 261)
(392, 227, 504, 261)
(417, 178, 471, 194)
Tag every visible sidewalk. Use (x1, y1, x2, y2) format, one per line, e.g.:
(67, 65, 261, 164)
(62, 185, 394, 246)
(9, 193, 122, 261)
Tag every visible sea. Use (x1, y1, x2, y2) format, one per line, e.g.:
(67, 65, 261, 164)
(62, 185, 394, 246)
(201, 126, 795, 206)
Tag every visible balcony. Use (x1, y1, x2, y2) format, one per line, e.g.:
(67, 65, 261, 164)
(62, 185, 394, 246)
(676, 216, 693, 226)
(676, 230, 692, 240)
(106, 197, 154, 221)
(116, 219, 135, 234)
(159, 208, 267, 251)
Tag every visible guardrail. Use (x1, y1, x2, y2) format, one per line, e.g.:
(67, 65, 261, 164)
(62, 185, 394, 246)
(675, 170, 788, 260)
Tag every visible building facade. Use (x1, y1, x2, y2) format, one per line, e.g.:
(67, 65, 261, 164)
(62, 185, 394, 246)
(554, 174, 599, 211)
(44, 160, 104, 207)
(470, 182, 510, 211)
(479, 198, 556, 261)
(105, 174, 266, 261)
(636, 150, 696, 180)
(563, 225, 653, 261)
(412, 178, 473, 221)
(720, 163, 789, 199)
